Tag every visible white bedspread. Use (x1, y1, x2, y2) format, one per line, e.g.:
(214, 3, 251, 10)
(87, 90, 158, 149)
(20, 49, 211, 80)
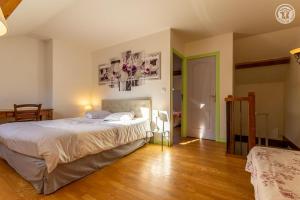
(246, 146, 300, 200)
(0, 118, 149, 173)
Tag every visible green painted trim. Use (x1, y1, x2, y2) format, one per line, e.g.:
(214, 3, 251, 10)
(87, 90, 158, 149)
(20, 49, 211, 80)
(215, 52, 221, 142)
(181, 51, 221, 141)
(173, 48, 185, 59)
(171, 48, 187, 137)
(182, 57, 188, 137)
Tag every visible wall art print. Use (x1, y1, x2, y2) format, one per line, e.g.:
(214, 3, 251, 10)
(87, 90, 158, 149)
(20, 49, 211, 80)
(98, 50, 161, 91)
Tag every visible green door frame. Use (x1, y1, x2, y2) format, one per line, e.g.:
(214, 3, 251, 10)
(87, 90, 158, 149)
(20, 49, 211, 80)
(172, 48, 221, 142)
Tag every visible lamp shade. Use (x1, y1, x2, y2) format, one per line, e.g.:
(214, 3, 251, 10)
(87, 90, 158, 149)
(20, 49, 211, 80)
(0, 8, 7, 36)
(290, 48, 300, 55)
(290, 48, 300, 64)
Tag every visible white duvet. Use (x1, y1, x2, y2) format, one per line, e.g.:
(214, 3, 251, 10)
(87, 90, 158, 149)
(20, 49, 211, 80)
(0, 118, 150, 173)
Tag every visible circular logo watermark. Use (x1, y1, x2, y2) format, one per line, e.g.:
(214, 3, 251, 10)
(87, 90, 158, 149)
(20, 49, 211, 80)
(275, 4, 295, 24)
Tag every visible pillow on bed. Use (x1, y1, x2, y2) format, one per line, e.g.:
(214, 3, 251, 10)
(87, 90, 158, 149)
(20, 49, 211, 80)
(85, 110, 111, 119)
(104, 112, 135, 121)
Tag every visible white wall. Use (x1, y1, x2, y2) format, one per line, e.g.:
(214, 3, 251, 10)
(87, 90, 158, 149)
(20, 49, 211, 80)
(0, 36, 95, 119)
(234, 65, 287, 140)
(44, 39, 53, 108)
(235, 64, 288, 85)
(52, 39, 93, 118)
(184, 33, 234, 141)
(0, 36, 51, 108)
(285, 54, 300, 147)
(235, 82, 285, 139)
(91, 29, 171, 115)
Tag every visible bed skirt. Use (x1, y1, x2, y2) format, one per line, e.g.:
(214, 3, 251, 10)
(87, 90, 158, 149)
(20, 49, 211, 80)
(0, 139, 147, 194)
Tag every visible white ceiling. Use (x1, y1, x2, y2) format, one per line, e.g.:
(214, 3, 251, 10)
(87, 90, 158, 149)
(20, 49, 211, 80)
(5, 0, 300, 51)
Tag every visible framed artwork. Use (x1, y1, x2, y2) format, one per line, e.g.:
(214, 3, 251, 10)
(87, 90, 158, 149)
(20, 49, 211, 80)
(98, 64, 111, 85)
(132, 51, 145, 68)
(143, 52, 161, 80)
(98, 50, 161, 90)
(110, 58, 121, 80)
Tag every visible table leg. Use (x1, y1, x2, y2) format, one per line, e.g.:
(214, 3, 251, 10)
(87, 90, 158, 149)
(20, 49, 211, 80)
(162, 132, 164, 151)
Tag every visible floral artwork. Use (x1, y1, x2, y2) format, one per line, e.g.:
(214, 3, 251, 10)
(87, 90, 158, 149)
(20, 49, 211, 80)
(98, 50, 161, 91)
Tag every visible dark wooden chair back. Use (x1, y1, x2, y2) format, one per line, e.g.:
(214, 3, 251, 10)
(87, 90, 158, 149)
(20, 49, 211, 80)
(14, 104, 42, 122)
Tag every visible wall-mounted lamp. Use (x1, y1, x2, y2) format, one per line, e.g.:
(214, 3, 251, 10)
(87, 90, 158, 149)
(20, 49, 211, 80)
(0, 8, 7, 36)
(290, 48, 300, 64)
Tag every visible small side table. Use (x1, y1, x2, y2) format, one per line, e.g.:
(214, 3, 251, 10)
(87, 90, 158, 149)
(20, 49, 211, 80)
(146, 110, 170, 151)
(146, 129, 170, 151)
(161, 130, 170, 151)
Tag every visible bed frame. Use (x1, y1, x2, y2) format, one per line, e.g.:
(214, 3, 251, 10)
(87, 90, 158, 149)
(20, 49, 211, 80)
(102, 97, 152, 120)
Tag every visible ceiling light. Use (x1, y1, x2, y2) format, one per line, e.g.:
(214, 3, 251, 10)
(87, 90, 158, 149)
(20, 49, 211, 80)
(0, 8, 7, 36)
(290, 48, 300, 64)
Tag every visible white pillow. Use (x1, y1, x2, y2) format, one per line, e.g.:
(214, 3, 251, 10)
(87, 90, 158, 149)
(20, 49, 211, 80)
(104, 112, 135, 121)
(85, 110, 111, 119)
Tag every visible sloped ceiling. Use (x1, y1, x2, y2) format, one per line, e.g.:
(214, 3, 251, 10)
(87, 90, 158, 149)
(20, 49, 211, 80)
(235, 65, 288, 85)
(5, 0, 74, 36)
(5, 0, 300, 50)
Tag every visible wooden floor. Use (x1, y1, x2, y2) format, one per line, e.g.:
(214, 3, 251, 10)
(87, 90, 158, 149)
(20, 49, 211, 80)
(0, 139, 254, 200)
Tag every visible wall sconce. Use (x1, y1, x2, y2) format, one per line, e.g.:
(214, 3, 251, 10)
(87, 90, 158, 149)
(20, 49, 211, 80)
(290, 48, 300, 64)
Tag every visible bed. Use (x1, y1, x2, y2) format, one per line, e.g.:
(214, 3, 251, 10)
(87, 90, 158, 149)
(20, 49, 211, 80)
(0, 98, 152, 194)
(246, 146, 300, 200)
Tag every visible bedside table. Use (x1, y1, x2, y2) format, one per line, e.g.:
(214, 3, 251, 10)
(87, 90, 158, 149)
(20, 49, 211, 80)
(146, 129, 170, 151)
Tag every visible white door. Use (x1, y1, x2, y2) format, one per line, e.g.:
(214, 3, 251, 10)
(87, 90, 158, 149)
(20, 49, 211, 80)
(187, 56, 216, 140)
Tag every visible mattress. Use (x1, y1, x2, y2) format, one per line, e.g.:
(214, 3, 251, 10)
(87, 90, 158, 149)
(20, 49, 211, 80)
(246, 146, 300, 200)
(0, 117, 150, 173)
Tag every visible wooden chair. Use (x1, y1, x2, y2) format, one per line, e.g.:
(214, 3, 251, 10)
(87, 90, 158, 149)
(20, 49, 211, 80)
(14, 104, 42, 122)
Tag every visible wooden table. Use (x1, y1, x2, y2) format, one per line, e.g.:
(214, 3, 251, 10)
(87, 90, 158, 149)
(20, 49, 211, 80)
(0, 108, 53, 123)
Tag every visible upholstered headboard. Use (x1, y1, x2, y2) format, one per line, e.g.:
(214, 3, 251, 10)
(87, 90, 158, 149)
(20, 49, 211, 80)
(102, 98, 152, 119)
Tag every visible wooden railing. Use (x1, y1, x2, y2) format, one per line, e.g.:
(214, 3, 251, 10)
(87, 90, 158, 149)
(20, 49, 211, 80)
(225, 92, 256, 155)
